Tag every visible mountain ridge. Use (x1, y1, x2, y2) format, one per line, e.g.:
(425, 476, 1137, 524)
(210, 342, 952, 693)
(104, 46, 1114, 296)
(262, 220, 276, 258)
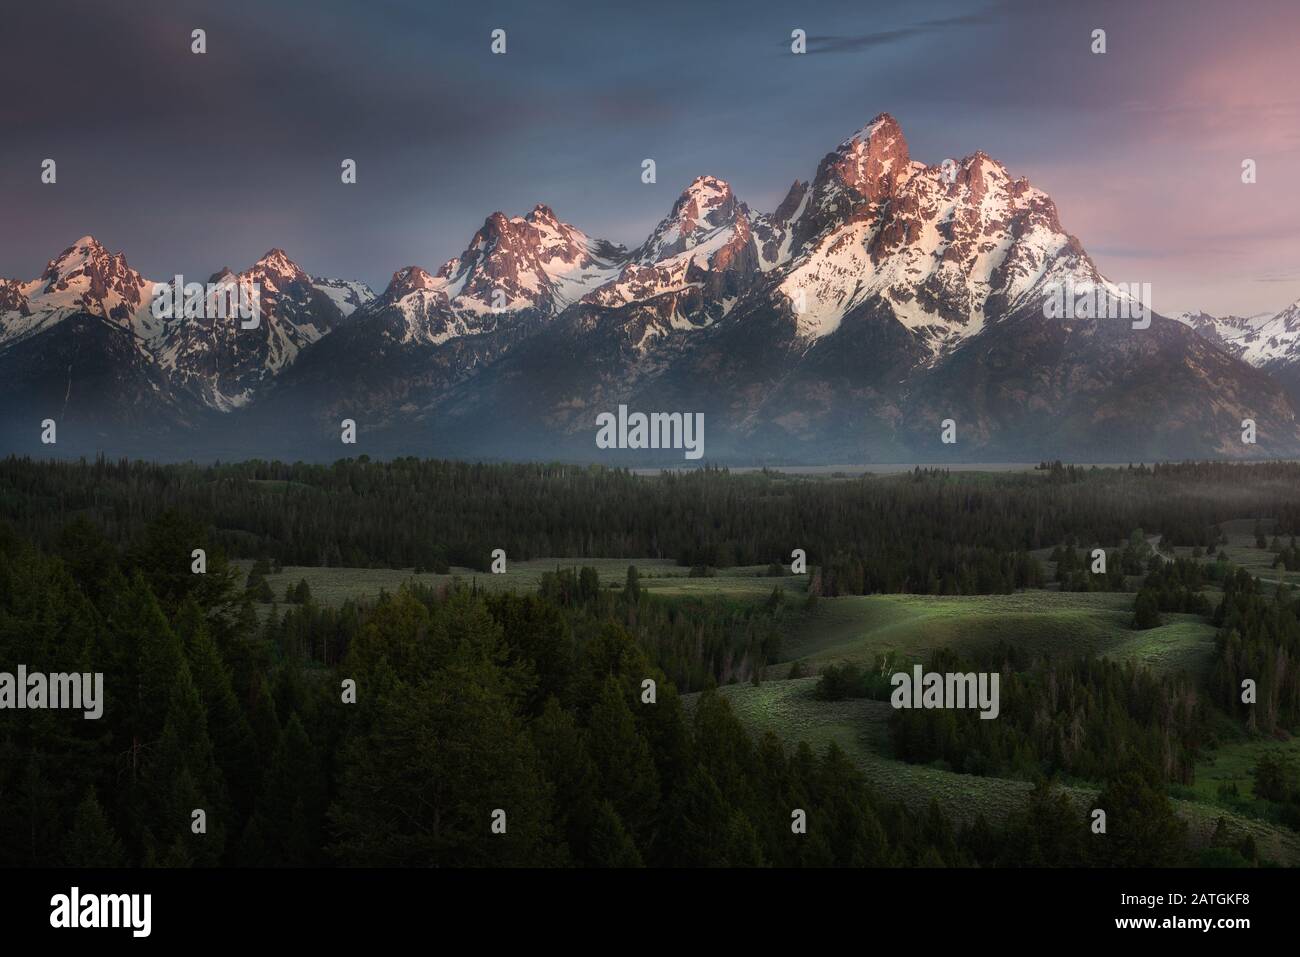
(4, 113, 1299, 463)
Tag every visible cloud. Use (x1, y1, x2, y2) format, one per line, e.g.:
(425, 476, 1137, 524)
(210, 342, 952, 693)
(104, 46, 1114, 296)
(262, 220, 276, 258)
(800, 5, 1007, 54)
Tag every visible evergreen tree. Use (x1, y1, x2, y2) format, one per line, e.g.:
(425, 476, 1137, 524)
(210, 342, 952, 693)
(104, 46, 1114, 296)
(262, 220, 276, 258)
(175, 601, 259, 820)
(531, 698, 599, 863)
(62, 790, 127, 868)
(586, 677, 659, 843)
(587, 800, 643, 867)
(241, 713, 324, 866)
(1091, 769, 1188, 867)
(139, 661, 227, 866)
(1132, 589, 1162, 630)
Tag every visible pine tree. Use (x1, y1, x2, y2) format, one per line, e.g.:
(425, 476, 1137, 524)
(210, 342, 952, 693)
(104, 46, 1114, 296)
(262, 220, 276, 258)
(1091, 769, 1188, 866)
(329, 593, 556, 866)
(1132, 589, 1162, 630)
(586, 676, 659, 841)
(241, 713, 324, 866)
(661, 766, 731, 866)
(139, 661, 227, 866)
(62, 790, 127, 867)
(587, 800, 643, 867)
(175, 601, 259, 819)
(531, 698, 598, 863)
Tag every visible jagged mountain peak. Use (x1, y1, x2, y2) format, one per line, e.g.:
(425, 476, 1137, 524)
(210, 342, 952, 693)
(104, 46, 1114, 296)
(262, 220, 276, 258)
(152, 245, 370, 412)
(248, 248, 311, 289)
(681, 174, 732, 201)
(51, 234, 106, 261)
(773, 180, 810, 220)
(255, 247, 293, 265)
(823, 112, 910, 204)
(583, 176, 757, 321)
(425, 204, 626, 316)
(525, 203, 561, 226)
(384, 266, 438, 300)
(838, 112, 903, 149)
(779, 119, 1097, 346)
(1176, 304, 1300, 369)
(784, 115, 913, 254)
(28, 234, 155, 334)
(43, 234, 131, 284)
(633, 175, 745, 266)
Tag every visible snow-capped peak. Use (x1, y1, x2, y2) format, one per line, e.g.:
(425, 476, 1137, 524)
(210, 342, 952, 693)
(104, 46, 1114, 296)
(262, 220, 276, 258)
(1174, 306, 1300, 367)
(383, 266, 439, 300)
(824, 112, 910, 205)
(18, 235, 162, 341)
(429, 206, 627, 316)
(778, 116, 1095, 348)
(633, 175, 741, 265)
(311, 277, 375, 317)
(49, 235, 106, 264)
(42, 235, 131, 289)
(249, 248, 311, 291)
(581, 177, 757, 323)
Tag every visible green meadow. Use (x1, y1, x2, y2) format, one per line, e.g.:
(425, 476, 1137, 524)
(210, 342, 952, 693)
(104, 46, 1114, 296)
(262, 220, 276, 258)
(777, 591, 1216, 678)
(237, 557, 690, 609)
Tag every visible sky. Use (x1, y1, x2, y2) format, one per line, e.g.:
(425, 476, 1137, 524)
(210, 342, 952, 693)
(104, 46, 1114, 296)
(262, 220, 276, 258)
(2, 0, 1298, 317)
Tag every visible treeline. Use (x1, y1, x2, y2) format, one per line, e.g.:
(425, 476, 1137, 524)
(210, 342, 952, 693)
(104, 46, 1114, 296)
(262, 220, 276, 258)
(889, 646, 1204, 785)
(1210, 567, 1300, 734)
(1131, 557, 1215, 629)
(1269, 537, 1300, 571)
(3, 456, 1299, 596)
(817, 546, 1042, 597)
(1250, 751, 1300, 833)
(257, 563, 785, 693)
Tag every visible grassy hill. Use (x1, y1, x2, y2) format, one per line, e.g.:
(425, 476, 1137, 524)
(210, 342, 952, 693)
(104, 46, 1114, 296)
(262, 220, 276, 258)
(778, 591, 1216, 678)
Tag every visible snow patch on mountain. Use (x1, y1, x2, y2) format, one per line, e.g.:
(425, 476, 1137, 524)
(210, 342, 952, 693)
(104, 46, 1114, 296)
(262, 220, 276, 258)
(583, 177, 758, 325)
(1175, 306, 1300, 367)
(0, 236, 160, 349)
(778, 135, 1099, 353)
(312, 278, 375, 317)
(426, 205, 628, 318)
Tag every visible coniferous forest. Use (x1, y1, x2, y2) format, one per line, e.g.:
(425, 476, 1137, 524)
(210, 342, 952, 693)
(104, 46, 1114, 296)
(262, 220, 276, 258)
(2, 457, 1300, 868)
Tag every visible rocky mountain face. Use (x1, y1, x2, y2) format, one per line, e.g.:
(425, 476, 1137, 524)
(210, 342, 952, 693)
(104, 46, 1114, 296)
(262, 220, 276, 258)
(0, 237, 373, 451)
(4, 114, 1299, 463)
(0, 237, 159, 348)
(157, 249, 370, 411)
(1175, 305, 1300, 404)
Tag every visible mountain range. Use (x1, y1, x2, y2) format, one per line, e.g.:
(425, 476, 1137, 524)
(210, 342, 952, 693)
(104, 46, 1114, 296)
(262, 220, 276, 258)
(4, 113, 1300, 464)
